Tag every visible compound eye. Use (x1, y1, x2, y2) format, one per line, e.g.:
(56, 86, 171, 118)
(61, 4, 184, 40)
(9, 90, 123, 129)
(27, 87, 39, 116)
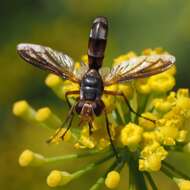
(75, 101, 84, 114)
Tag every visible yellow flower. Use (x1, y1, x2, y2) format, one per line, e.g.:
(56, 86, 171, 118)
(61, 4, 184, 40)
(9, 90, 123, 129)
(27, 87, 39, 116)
(117, 83, 133, 99)
(120, 122, 143, 151)
(139, 154, 162, 172)
(45, 74, 79, 100)
(47, 170, 73, 187)
(142, 131, 160, 146)
(105, 170, 120, 189)
(135, 78, 151, 94)
(77, 125, 96, 149)
(153, 98, 173, 113)
(165, 65, 176, 75)
(19, 149, 46, 167)
(49, 128, 72, 144)
(176, 90, 190, 118)
(175, 178, 190, 190)
(103, 84, 118, 112)
(45, 74, 63, 88)
(138, 112, 157, 131)
(12, 100, 36, 122)
(177, 130, 188, 142)
(81, 54, 88, 64)
(142, 47, 163, 55)
(148, 73, 175, 93)
(139, 142, 168, 171)
(35, 107, 62, 129)
(113, 51, 136, 65)
(157, 119, 179, 145)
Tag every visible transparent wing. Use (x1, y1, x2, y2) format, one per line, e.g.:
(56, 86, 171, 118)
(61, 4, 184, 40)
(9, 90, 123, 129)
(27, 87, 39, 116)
(74, 61, 89, 80)
(17, 43, 80, 83)
(104, 54, 175, 86)
(99, 67, 111, 80)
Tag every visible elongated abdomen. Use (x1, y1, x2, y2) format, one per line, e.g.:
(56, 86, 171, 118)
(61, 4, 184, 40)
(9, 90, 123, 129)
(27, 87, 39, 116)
(88, 17, 108, 70)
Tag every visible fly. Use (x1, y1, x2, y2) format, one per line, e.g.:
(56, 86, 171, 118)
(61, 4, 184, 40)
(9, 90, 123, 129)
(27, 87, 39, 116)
(17, 16, 175, 158)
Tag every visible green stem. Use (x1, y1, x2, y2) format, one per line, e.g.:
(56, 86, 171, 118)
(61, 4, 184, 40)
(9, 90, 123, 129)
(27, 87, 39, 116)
(161, 166, 175, 179)
(144, 172, 158, 190)
(72, 152, 114, 179)
(45, 149, 111, 163)
(138, 94, 149, 115)
(128, 157, 148, 190)
(163, 161, 190, 180)
(89, 159, 119, 190)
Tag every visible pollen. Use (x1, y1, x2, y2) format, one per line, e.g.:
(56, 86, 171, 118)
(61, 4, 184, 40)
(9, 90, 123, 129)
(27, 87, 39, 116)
(105, 170, 120, 189)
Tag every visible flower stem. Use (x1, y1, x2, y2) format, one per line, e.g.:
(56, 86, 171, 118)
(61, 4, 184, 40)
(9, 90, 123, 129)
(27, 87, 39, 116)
(45, 149, 112, 163)
(144, 172, 158, 190)
(161, 166, 175, 179)
(128, 156, 148, 190)
(163, 161, 190, 180)
(72, 152, 114, 179)
(89, 159, 119, 190)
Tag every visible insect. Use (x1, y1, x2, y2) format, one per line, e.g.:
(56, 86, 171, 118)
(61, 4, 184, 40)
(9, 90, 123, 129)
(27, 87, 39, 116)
(17, 17, 175, 158)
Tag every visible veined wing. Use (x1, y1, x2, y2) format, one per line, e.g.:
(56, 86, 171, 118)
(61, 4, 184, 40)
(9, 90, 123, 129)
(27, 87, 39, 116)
(74, 61, 89, 80)
(99, 67, 110, 80)
(103, 54, 175, 86)
(17, 43, 80, 83)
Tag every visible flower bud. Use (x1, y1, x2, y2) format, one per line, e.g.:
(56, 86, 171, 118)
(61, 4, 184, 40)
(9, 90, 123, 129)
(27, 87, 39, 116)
(13, 100, 36, 122)
(47, 170, 73, 187)
(120, 122, 143, 151)
(19, 149, 46, 167)
(174, 178, 190, 190)
(105, 170, 120, 189)
(36, 107, 62, 129)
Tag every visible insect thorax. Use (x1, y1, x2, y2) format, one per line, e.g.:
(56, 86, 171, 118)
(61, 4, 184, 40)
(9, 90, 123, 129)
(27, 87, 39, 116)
(80, 69, 103, 101)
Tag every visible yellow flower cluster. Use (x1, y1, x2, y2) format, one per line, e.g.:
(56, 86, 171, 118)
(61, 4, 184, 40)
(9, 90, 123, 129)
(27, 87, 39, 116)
(14, 48, 190, 190)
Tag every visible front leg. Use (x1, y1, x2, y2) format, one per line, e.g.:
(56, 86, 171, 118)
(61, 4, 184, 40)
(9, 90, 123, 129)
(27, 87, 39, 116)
(65, 90, 80, 108)
(46, 104, 76, 143)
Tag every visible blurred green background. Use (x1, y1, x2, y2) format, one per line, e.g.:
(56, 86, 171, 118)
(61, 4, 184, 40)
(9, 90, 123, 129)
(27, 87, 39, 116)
(1, 0, 190, 190)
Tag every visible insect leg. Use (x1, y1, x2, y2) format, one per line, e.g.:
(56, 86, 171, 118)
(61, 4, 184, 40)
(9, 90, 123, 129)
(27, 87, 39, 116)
(104, 90, 155, 123)
(65, 90, 80, 108)
(88, 121, 93, 136)
(104, 109, 120, 160)
(46, 104, 75, 143)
